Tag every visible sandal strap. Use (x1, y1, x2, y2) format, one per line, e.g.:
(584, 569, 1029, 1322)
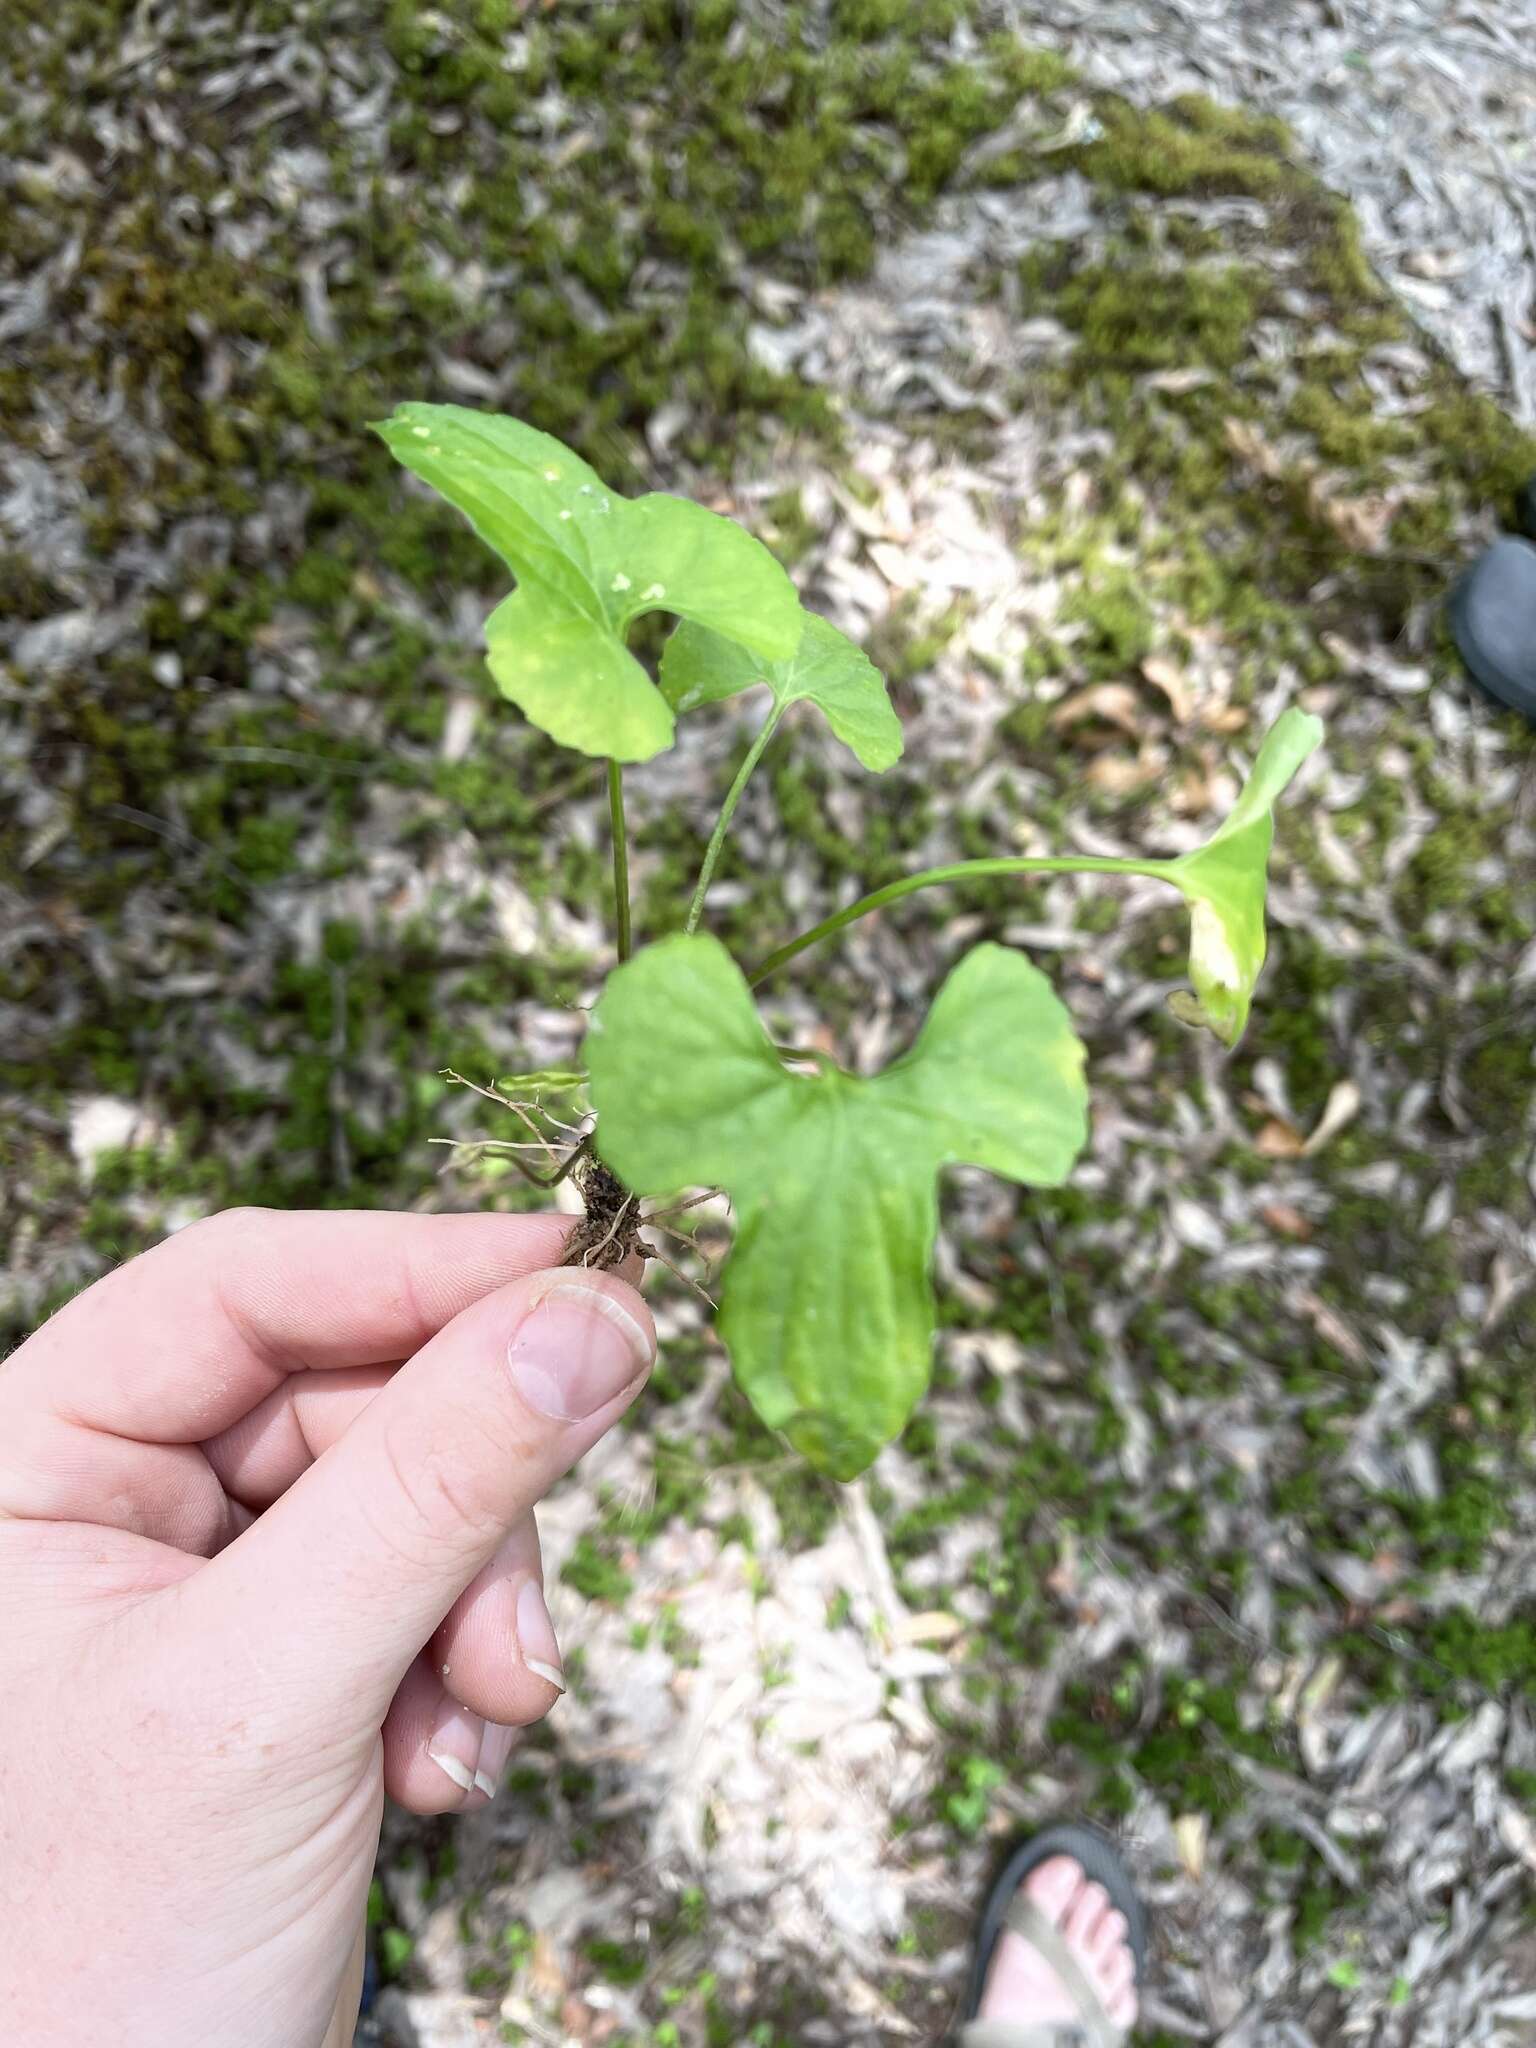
(997, 1895, 1125, 2048)
(960, 2024, 1091, 2048)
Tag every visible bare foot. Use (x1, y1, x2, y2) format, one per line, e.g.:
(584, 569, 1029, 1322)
(978, 1854, 1139, 2035)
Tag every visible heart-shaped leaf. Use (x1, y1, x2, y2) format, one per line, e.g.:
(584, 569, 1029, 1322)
(585, 934, 1088, 1477)
(373, 404, 803, 763)
(660, 611, 903, 771)
(1163, 708, 1323, 1044)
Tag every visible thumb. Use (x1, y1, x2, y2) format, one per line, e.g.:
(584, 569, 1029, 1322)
(182, 1266, 654, 1724)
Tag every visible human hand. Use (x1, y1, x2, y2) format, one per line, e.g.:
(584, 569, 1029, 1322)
(0, 1207, 655, 2048)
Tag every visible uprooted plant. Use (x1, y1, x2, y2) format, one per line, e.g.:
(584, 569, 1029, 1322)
(378, 403, 1323, 1479)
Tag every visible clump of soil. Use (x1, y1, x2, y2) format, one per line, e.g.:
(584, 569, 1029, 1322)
(560, 1152, 645, 1272)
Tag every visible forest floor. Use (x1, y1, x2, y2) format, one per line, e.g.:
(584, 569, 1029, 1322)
(3, 4, 1536, 2045)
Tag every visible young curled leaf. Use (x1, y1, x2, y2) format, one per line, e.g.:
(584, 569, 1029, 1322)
(585, 934, 1088, 1477)
(372, 404, 802, 764)
(660, 611, 904, 772)
(747, 712, 1322, 1046)
(1164, 708, 1323, 1044)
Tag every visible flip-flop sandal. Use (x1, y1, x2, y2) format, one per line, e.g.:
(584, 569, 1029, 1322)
(957, 1822, 1148, 2048)
(1447, 533, 1536, 725)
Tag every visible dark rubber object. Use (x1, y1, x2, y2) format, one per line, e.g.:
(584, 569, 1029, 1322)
(961, 1822, 1149, 2027)
(1516, 473, 1536, 544)
(1447, 534, 1536, 723)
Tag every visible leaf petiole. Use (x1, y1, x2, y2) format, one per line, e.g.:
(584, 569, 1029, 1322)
(685, 702, 787, 935)
(750, 854, 1174, 986)
(750, 708, 1321, 1049)
(607, 760, 632, 962)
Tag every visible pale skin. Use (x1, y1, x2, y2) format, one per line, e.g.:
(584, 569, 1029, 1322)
(978, 1860, 1140, 2034)
(0, 1206, 1135, 2044)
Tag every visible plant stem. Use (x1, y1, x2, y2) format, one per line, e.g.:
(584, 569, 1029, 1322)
(607, 760, 632, 962)
(750, 853, 1179, 985)
(685, 702, 786, 936)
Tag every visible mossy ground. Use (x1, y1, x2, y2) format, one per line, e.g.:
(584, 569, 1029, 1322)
(3, 6, 1535, 2042)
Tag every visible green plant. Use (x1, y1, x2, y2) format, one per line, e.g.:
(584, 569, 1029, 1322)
(378, 403, 1322, 1477)
(944, 1754, 1008, 1835)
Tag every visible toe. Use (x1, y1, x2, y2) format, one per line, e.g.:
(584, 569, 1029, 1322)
(1101, 1947, 1135, 1997)
(1065, 1878, 1111, 1948)
(1025, 1855, 1085, 1923)
(1087, 1933, 1131, 2013)
(1093, 1907, 1129, 1960)
(1108, 1976, 1140, 2030)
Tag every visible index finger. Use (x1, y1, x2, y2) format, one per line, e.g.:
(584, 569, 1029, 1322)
(0, 1207, 597, 1444)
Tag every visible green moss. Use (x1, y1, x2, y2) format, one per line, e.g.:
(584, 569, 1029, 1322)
(761, 487, 821, 569)
(1244, 931, 1348, 1114)
(770, 754, 933, 891)
(1345, 1608, 1536, 1705)
(1294, 1870, 1354, 1953)
(1304, 197, 1389, 312)
(1287, 379, 1414, 471)
(562, 1532, 635, 1606)
(1060, 253, 1265, 372)
(1047, 1662, 1293, 1824)
(1418, 386, 1536, 513)
(585, 1939, 649, 1987)
(1062, 569, 1156, 669)
(1400, 811, 1528, 934)
(1078, 93, 1297, 200)
(1393, 1469, 1509, 1575)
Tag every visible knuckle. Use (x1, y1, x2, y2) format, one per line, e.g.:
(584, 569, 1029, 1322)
(371, 1406, 507, 1569)
(176, 1206, 279, 1278)
(191, 1204, 273, 1244)
(191, 1204, 266, 1236)
(391, 1237, 440, 1355)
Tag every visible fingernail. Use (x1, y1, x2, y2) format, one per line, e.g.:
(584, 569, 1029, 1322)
(474, 1718, 517, 1800)
(517, 1576, 566, 1693)
(507, 1280, 652, 1421)
(427, 1702, 486, 1797)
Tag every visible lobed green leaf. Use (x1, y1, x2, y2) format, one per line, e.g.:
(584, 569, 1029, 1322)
(585, 934, 1087, 1477)
(372, 404, 802, 763)
(1164, 707, 1324, 1044)
(660, 611, 903, 771)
